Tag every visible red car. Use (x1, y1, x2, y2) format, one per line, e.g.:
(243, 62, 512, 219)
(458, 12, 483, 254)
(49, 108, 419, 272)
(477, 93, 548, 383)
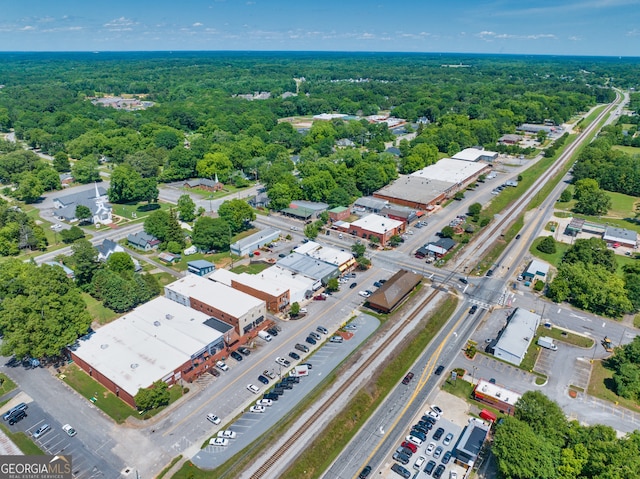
(314, 294, 327, 301)
(401, 441, 418, 453)
(402, 372, 414, 385)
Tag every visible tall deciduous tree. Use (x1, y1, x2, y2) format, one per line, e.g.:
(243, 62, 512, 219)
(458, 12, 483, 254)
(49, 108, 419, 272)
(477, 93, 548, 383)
(192, 217, 230, 252)
(177, 194, 196, 222)
(69, 239, 99, 287)
(573, 178, 611, 216)
(217, 199, 255, 234)
(0, 260, 91, 359)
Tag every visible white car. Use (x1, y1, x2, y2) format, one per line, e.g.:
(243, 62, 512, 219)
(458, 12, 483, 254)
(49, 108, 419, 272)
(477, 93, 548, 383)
(443, 433, 454, 446)
(249, 405, 266, 413)
(425, 442, 436, 456)
(217, 430, 237, 439)
(209, 437, 229, 447)
(50, 224, 63, 231)
(216, 361, 229, 371)
(450, 472, 458, 479)
(275, 357, 291, 367)
(206, 413, 221, 425)
(427, 410, 440, 421)
(413, 455, 426, 470)
(247, 384, 261, 394)
(62, 424, 77, 437)
(406, 435, 423, 446)
(256, 399, 273, 407)
(431, 405, 443, 416)
(358, 291, 370, 298)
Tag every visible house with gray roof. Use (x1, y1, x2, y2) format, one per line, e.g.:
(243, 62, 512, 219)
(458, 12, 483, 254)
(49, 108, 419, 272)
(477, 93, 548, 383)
(127, 232, 160, 251)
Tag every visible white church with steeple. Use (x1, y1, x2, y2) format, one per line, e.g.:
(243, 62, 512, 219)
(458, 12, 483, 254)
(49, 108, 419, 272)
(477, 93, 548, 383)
(53, 183, 113, 225)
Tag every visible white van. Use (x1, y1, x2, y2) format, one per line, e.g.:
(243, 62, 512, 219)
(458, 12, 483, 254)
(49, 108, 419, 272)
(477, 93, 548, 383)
(258, 331, 272, 342)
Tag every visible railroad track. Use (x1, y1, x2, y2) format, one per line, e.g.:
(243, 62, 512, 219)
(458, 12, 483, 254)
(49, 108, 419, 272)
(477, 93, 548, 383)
(249, 97, 619, 479)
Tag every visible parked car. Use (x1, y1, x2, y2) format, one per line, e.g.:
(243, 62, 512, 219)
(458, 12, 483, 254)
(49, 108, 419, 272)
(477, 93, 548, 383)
(316, 326, 328, 335)
(62, 424, 76, 437)
(275, 357, 291, 367)
(425, 442, 436, 455)
(263, 369, 276, 379)
(414, 455, 426, 470)
(449, 471, 458, 479)
(402, 372, 414, 385)
(266, 328, 279, 336)
(257, 375, 270, 385)
(238, 347, 251, 356)
(206, 413, 221, 425)
(434, 446, 443, 459)
(349, 282, 358, 289)
(230, 351, 243, 361)
(314, 294, 326, 301)
(401, 441, 418, 453)
(288, 351, 301, 361)
(295, 343, 310, 353)
(246, 384, 261, 394)
(358, 290, 371, 298)
(263, 393, 279, 401)
(305, 336, 317, 345)
(216, 361, 229, 371)
(393, 452, 410, 465)
(256, 399, 272, 407)
(209, 368, 220, 377)
(373, 281, 382, 288)
(330, 336, 343, 343)
(391, 463, 411, 478)
(459, 277, 468, 284)
(433, 464, 446, 479)
(309, 331, 322, 340)
(249, 405, 266, 413)
(344, 324, 357, 331)
(486, 269, 494, 277)
(32, 423, 51, 439)
(443, 433, 454, 446)
(210, 437, 229, 446)
(441, 451, 452, 464)
(433, 428, 445, 441)
(423, 460, 436, 475)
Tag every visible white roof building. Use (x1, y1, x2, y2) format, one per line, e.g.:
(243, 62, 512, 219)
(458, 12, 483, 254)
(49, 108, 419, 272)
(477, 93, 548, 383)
(493, 308, 541, 366)
(294, 241, 356, 272)
(603, 226, 637, 247)
(410, 158, 489, 184)
(164, 275, 266, 336)
(452, 148, 499, 162)
(258, 266, 317, 304)
(350, 214, 403, 236)
(72, 297, 223, 398)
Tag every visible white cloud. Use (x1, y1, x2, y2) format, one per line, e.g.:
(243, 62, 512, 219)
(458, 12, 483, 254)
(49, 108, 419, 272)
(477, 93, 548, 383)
(103, 17, 138, 32)
(627, 28, 640, 36)
(20, 25, 35, 31)
(193, 22, 203, 27)
(568, 35, 581, 41)
(477, 31, 556, 41)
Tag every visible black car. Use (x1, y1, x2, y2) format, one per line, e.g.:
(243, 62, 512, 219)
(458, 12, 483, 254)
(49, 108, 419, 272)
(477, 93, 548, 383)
(410, 430, 426, 441)
(349, 282, 357, 289)
(390, 463, 411, 479)
(434, 365, 445, 375)
(459, 277, 468, 284)
(441, 451, 452, 464)
(267, 328, 279, 336)
(289, 351, 301, 361)
(306, 336, 317, 345)
(230, 351, 243, 361)
(392, 452, 410, 465)
(423, 415, 437, 425)
(516, 234, 521, 239)
(402, 372, 414, 385)
(277, 381, 293, 389)
(271, 388, 285, 395)
(283, 376, 300, 383)
(433, 464, 446, 479)
(486, 269, 494, 277)
(358, 465, 372, 479)
(238, 347, 251, 356)
(469, 305, 478, 314)
(8, 410, 26, 425)
(373, 281, 382, 288)
(423, 460, 436, 475)
(379, 279, 387, 284)
(263, 393, 279, 401)
(433, 427, 445, 441)
(257, 375, 270, 385)
(396, 446, 413, 457)
(413, 425, 429, 435)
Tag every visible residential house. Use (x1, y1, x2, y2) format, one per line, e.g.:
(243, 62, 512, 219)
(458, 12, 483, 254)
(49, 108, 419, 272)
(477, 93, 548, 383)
(127, 232, 160, 251)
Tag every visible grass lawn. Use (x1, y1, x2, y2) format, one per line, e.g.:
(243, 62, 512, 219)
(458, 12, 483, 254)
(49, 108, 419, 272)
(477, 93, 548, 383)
(154, 271, 179, 287)
(110, 201, 172, 222)
(0, 373, 17, 396)
(442, 377, 474, 400)
(606, 190, 639, 219)
(82, 292, 119, 325)
(0, 423, 44, 455)
(529, 236, 570, 267)
(588, 360, 640, 412)
(188, 184, 255, 200)
(612, 145, 640, 157)
(520, 341, 542, 373)
(230, 263, 270, 275)
(538, 326, 594, 348)
(61, 364, 135, 423)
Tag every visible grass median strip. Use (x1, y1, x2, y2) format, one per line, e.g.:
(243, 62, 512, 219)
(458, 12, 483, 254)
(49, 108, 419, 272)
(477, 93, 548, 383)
(281, 295, 458, 479)
(0, 423, 44, 455)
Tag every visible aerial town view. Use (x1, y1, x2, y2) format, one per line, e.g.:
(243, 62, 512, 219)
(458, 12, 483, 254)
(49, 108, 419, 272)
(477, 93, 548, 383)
(0, 1, 639, 479)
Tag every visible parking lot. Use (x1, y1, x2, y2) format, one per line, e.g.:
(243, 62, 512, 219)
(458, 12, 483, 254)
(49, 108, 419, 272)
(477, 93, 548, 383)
(380, 392, 467, 479)
(191, 313, 380, 469)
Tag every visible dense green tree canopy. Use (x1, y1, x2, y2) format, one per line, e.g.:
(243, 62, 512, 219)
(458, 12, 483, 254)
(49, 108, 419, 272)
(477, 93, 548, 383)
(0, 260, 91, 359)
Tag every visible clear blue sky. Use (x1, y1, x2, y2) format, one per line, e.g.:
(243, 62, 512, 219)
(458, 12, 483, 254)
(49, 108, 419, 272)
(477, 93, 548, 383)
(1, 0, 638, 56)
